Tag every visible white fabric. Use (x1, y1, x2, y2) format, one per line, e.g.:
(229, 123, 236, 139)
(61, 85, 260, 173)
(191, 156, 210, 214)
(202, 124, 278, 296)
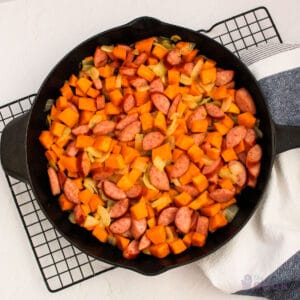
(196, 46, 300, 293)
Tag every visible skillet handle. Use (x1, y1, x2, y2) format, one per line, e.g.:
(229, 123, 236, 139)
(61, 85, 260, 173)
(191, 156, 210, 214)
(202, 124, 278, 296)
(0, 113, 29, 183)
(275, 123, 300, 154)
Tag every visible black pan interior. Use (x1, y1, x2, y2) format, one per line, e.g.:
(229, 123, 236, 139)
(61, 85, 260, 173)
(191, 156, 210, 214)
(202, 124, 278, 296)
(26, 17, 275, 274)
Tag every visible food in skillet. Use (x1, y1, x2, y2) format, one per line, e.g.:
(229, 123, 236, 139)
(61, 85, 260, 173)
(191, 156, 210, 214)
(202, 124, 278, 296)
(39, 36, 262, 259)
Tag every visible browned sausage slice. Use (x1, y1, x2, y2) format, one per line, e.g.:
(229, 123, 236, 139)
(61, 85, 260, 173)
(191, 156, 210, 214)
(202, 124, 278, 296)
(116, 113, 139, 130)
(133, 52, 148, 66)
(65, 141, 79, 157)
(246, 144, 262, 164)
(191, 133, 206, 146)
(149, 78, 164, 93)
(215, 70, 235, 86)
(157, 207, 178, 226)
(149, 165, 170, 191)
(118, 120, 141, 142)
(225, 81, 235, 89)
(130, 77, 148, 89)
(190, 211, 200, 231)
(209, 188, 235, 202)
(166, 48, 182, 66)
(205, 103, 225, 119)
(187, 106, 207, 129)
(167, 93, 182, 120)
(151, 93, 170, 115)
(96, 95, 105, 110)
(175, 206, 193, 234)
(228, 160, 247, 187)
(74, 204, 85, 224)
(126, 184, 143, 199)
(94, 47, 108, 67)
(72, 125, 90, 136)
(131, 218, 147, 240)
(226, 125, 247, 148)
(196, 216, 209, 236)
(123, 240, 140, 259)
(244, 128, 256, 147)
(119, 67, 137, 77)
(93, 78, 102, 90)
(202, 157, 222, 175)
(109, 198, 129, 219)
(47, 167, 60, 196)
(235, 88, 256, 114)
(247, 162, 261, 178)
(93, 120, 116, 135)
(79, 151, 91, 177)
(102, 180, 127, 200)
(63, 178, 80, 204)
(142, 131, 165, 151)
(168, 153, 190, 178)
(138, 233, 151, 251)
(123, 94, 136, 113)
(110, 217, 131, 234)
(247, 175, 257, 188)
(92, 167, 114, 181)
(57, 170, 67, 189)
(175, 184, 200, 197)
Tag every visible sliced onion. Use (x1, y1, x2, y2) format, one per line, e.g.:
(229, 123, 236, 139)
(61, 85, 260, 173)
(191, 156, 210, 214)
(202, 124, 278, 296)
(180, 74, 192, 85)
(153, 156, 167, 172)
(44, 98, 54, 112)
(191, 58, 204, 80)
(148, 61, 167, 78)
(101, 45, 114, 52)
(68, 212, 76, 224)
(143, 172, 158, 191)
(83, 177, 98, 194)
(223, 204, 239, 223)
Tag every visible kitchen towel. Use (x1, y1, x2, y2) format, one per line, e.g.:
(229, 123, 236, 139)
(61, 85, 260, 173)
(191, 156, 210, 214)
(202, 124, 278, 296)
(196, 44, 300, 299)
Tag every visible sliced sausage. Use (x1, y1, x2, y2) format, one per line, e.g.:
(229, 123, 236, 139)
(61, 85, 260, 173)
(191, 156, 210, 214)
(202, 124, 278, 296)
(94, 47, 108, 67)
(166, 48, 182, 66)
(187, 105, 207, 129)
(151, 93, 170, 115)
(92, 167, 114, 181)
(168, 153, 190, 178)
(142, 131, 165, 151)
(109, 198, 129, 219)
(225, 81, 235, 89)
(205, 103, 225, 119)
(191, 133, 206, 146)
(138, 233, 151, 251)
(74, 204, 85, 224)
(126, 184, 143, 199)
(175, 184, 200, 197)
(131, 218, 147, 240)
(215, 70, 235, 86)
(246, 144, 262, 164)
(110, 217, 131, 234)
(63, 178, 80, 204)
(123, 94, 136, 113)
(119, 67, 137, 76)
(247, 175, 257, 188)
(190, 211, 200, 231)
(133, 52, 148, 66)
(228, 160, 247, 187)
(209, 188, 235, 203)
(235, 88, 256, 114)
(149, 78, 164, 93)
(118, 120, 141, 142)
(196, 216, 209, 236)
(57, 170, 67, 189)
(182, 62, 194, 76)
(102, 180, 127, 200)
(157, 207, 178, 226)
(79, 151, 91, 177)
(93, 120, 116, 135)
(175, 206, 193, 234)
(130, 77, 148, 89)
(96, 95, 105, 110)
(72, 125, 90, 136)
(207, 173, 218, 184)
(65, 141, 79, 157)
(149, 165, 170, 191)
(202, 157, 222, 175)
(47, 167, 60, 196)
(116, 113, 139, 130)
(247, 162, 261, 178)
(167, 93, 181, 120)
(244, 128, 256, 147)
(238, 152, 247, 165)
(226, 125, 247, 148)
(93, 78, 102, 90)
(123, 240, 140, 259)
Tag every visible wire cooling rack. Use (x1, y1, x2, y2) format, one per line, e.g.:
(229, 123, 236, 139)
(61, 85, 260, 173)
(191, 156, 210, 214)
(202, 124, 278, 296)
(0, 6, 281, 293)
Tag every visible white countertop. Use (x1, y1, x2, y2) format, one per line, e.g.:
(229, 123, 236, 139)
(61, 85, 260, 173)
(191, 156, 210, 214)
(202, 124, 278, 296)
(0, 1, 299, 299)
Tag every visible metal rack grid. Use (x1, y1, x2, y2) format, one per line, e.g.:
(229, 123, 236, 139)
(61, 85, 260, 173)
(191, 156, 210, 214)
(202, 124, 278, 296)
(0, 6, 281, 293)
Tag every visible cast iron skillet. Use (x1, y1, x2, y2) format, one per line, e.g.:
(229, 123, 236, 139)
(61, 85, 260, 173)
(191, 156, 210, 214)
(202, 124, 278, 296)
(1, 17, 300, 275)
